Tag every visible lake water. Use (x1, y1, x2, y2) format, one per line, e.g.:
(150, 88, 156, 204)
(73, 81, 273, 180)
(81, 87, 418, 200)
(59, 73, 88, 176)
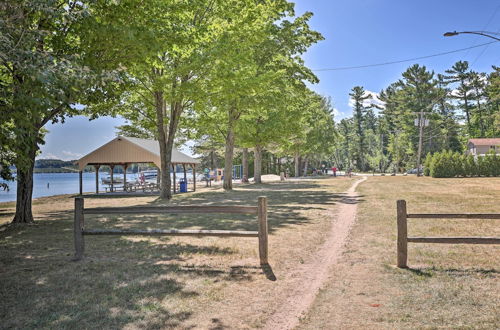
(0, 172, 196, 203)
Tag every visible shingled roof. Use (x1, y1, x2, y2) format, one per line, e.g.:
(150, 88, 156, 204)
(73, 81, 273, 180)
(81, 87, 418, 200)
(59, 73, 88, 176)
(468, 138, 500, 146)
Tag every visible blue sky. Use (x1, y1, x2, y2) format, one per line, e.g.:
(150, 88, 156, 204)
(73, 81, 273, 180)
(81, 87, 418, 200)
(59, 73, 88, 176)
(40, 0, 500, 160)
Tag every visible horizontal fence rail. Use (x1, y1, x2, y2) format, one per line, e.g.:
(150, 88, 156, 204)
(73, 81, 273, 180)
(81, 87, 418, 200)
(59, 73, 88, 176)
(406, 237, 500, 244)
(406, 213, 500, 219)
(74, 197, 268, 265)
(397, 200, 500, 268)
(83, 229, 259, 237)
(83, 206, 258, 215)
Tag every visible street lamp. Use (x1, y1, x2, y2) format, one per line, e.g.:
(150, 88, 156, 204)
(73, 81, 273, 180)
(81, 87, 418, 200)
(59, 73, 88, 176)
(443, 31, 500, 41)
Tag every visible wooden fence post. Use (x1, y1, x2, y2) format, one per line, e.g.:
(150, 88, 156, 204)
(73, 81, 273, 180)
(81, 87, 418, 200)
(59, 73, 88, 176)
(193, 165, 196, 192)
(258, 196, 268, 265)
(78, 170, 83, 195)
(74, 197, 85, 260)
(397, 199, 408, 268)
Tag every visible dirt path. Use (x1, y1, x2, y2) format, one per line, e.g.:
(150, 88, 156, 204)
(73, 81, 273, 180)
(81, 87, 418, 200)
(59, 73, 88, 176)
(263, 176, 367, 330)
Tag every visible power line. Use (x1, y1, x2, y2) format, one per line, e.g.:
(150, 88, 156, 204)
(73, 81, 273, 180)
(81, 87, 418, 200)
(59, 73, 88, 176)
(472, 27, 500, 66)
(312, 41, 499, 72)
(464, 4, 500, 59)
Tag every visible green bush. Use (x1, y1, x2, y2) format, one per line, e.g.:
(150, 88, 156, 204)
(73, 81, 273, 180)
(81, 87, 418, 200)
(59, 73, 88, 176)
(423, 153, 432, 176)
(477, 156, 487, 176)
(429, 150, 500, 178)
(463, 154, 476, 177)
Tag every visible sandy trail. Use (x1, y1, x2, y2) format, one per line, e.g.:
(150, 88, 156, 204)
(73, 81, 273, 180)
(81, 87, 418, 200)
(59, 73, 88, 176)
(264, 176, 367, 330)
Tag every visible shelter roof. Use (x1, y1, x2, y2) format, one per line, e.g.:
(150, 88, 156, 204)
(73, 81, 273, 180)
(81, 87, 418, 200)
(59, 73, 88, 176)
(77, 136, 199, 170)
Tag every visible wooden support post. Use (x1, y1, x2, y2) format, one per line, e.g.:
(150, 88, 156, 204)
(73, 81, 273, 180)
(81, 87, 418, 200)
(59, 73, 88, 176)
(397, 200, 408, 268)
(258, 196, 268, 265)
(79, 171, 83, 195)
(74, 197, 85, 260)
(280, 172, 285, 181)
(193, 164, 196, 192)
(172, 164, 176, 194)
(183, 164, 187, 184)
(110, 164, 115, 193)
(94, 165, 100, 194)
(123, 164, 128, 191)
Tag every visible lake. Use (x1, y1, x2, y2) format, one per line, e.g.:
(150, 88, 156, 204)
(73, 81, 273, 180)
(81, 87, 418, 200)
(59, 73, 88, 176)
(0, 172, 196, 203)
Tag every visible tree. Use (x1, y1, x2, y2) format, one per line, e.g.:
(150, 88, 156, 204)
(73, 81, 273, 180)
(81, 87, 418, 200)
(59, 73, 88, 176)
(192, 2, 322, 188)
(0, 0, 118, 223)
(87, 0, 244, 199)
(469, 71, 487, 137)
(444, 61, 473, 134)
(484, 66, 500, 137)
(349, 86, 371, 171)
(278, 91, 336, 177)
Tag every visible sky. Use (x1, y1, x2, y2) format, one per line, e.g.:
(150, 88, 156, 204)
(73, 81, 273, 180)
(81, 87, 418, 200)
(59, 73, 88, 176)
(39, 0, 500, 160)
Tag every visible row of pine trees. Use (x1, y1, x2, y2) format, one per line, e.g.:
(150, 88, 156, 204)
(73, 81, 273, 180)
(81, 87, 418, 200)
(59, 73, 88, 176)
(333, 61, 499, 172)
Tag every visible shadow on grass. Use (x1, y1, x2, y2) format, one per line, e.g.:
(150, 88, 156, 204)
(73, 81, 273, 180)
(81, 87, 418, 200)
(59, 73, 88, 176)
(0, 222, 263, 328)
(406, 266, 499, 278)
(406, 267, 434, 277)
(0, 238, 194, 328)
(0, 208, 15, 217)
(0, 179, 351, 328)
(70, 181, 364, 235)
(261, 263, 277, 281)
(0, 209, 284, 328)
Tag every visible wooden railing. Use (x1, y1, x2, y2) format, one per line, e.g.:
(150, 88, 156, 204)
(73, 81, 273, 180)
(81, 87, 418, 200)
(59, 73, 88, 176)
(396, 200, 500, 268)
(74, 197, 269, 265)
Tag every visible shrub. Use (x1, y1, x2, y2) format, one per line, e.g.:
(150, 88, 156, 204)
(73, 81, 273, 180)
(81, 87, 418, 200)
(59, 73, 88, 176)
(477, 156, 487, 176)
(431, 152, 450, 178)
(463, 154, 476, 177)
(423, 153, 432, 176)
(429, 150, 500, 178)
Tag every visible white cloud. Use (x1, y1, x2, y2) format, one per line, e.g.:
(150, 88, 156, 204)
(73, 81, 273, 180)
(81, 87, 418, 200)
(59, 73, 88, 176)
(37, 150, 82, 160)
(348, 90, 385, 111)
(37, 152, 59, 160)
(332, 108, 344, 122)
(332, 107, 341, 117)
(61, 150, 83, 160)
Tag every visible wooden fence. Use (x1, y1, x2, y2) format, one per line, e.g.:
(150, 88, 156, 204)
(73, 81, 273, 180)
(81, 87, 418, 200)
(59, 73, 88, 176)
(397, 199, 500, 268)
(74, 196, 269, 265)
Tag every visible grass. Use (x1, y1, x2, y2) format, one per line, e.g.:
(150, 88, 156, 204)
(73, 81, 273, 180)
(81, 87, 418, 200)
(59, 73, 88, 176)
(300, 176, 500, 329)
(3, 176, 498, 328)
(0, 177, 355, 329)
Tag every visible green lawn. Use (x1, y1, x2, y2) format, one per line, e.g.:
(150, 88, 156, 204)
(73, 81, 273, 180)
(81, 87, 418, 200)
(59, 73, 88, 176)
(0, 177, 354, 329)
(301, 176, 500, 329)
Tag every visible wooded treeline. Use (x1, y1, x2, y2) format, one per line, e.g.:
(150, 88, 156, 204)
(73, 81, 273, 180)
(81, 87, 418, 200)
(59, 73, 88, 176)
(1, 0, 333, 223)
(2, 1, 498, 225)
(335, 62, 499, 173)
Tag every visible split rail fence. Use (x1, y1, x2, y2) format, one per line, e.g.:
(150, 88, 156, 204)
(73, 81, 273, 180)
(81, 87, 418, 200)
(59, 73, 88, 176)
(74, 196, 269, 265)
(397, 200, 500, 268)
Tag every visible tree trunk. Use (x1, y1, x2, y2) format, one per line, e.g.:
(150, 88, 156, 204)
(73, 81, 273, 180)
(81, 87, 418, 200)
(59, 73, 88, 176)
(475, 90, 484, 137)
(294, 152, 300, 178)
(242, 148, 249, 179)
(223, 106, 238, 190)
(254, 145, 262, 183)
(155, 91, 171, 199)
(164, 100, 183, 197)
(210, 150, 215, 169)
(303, 158, 309, 177)
(12, 144, 37, 224)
